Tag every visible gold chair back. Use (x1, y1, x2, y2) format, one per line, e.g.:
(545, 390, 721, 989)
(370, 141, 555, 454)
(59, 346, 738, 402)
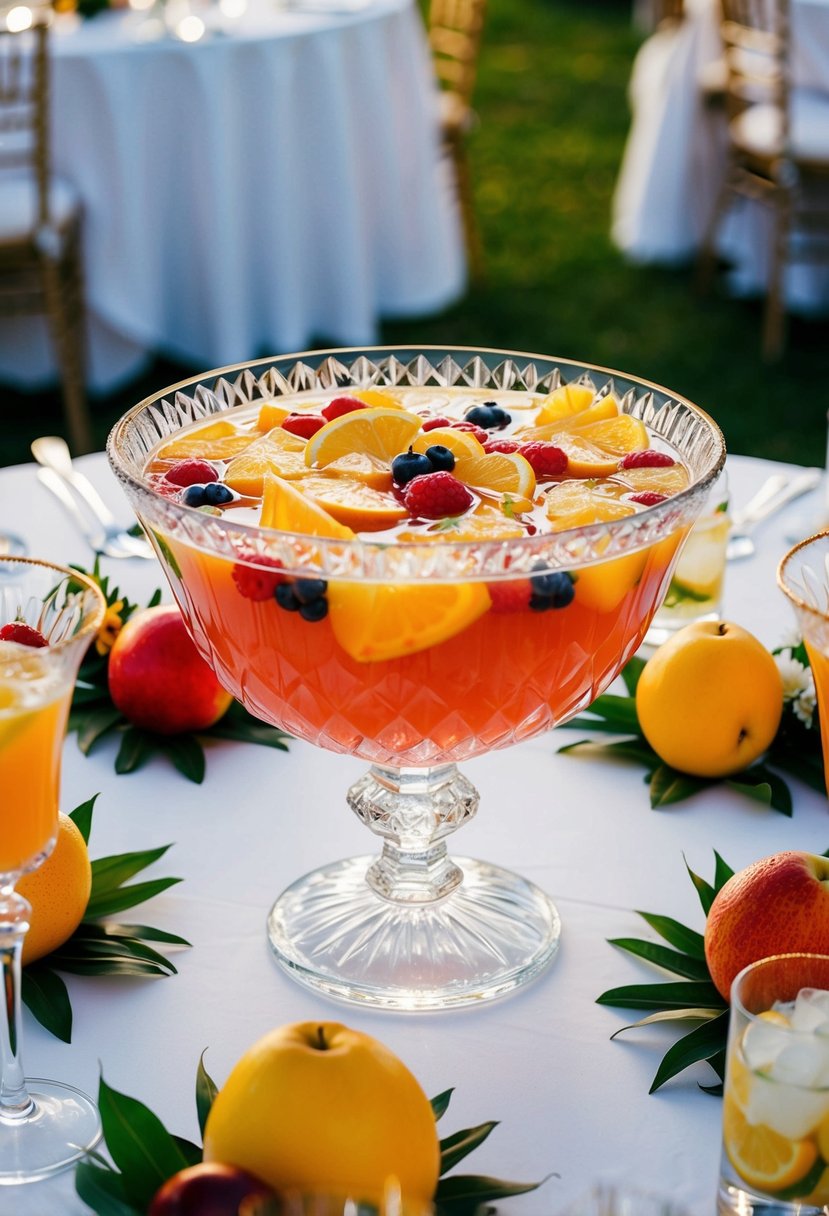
(0, 19, 50, 231)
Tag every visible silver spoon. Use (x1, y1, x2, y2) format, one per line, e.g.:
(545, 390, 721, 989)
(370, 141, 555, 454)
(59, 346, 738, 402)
(31, 436, 155, 561)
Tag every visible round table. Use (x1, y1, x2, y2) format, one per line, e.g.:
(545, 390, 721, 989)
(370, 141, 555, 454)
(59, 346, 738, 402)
(0, 450, 827, 1215)
(0, 0, 465, 394)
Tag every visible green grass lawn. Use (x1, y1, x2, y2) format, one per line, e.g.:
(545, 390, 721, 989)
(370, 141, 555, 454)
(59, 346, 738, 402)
(3, 0, 825, 468)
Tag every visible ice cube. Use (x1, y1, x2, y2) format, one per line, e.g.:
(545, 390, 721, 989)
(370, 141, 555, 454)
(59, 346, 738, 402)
(791, 989, 829, 1034)
(742, 1020, 791, 1071)
(771, 1040, 829, 1088)
(745, 1074, 829, 1139)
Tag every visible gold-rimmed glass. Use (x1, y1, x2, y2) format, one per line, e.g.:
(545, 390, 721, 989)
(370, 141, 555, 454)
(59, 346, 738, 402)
(0, 558, 105, 1185)
(778, 531, 829, 797)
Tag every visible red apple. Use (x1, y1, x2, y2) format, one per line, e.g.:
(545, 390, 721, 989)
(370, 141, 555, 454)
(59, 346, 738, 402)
(704, 851, 829, 1000)
(108, 604, 232, 735)
(149, 1162, 277, 1216)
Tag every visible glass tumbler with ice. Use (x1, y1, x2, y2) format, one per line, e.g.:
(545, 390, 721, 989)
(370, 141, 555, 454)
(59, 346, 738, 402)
(718, 954, 829, 1215)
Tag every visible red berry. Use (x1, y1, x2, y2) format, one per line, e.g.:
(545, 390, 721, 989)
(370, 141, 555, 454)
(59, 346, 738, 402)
(282, 414, 326, 439)
(321, 396, 368, 422)
(164, 459, 219, 488)
(422, 416, 454, 431)
(403, 472, 474, 519)
(450, 422, 489, 444)
(483, 440, 520, 454)
(0, 623, 48, 648)
(519, 442, 567, 478)
(231, 556, 287, 601)
(487, 580, 532, 613)
(629, 491, 668, 506)
(618, 451, 676, 469)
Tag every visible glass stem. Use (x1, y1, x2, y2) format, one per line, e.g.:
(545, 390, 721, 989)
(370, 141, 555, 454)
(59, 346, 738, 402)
(0, 883, 33, 1120)
(347, 763, 480, 905)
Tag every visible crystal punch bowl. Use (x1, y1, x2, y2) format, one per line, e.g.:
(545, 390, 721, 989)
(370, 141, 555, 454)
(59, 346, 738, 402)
(108, 347, 725, 1010)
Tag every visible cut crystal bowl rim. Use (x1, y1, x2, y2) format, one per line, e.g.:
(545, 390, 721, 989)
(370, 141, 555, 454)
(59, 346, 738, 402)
(107, 344, 726, 581)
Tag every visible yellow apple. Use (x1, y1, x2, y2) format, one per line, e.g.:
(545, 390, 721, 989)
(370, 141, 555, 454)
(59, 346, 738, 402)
(635, 620, 783, 778)
(202, 1022, 439, 1212)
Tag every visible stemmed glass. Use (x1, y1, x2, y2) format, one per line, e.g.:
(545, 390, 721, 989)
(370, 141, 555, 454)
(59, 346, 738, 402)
(108, 346, 725, 1011)
(0, 558, 105, 1184)
(778, 530, 829, 797)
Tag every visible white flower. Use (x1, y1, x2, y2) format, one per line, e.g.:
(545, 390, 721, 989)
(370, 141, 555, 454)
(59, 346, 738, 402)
(775, 653, 813, 702)
(794, 689, 817, 729)
(777, 626, 803, 651)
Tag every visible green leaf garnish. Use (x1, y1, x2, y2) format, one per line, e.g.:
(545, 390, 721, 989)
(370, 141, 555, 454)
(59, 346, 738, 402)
(196, 1052, 218, 1139)
(98, 1076, 193, 1210)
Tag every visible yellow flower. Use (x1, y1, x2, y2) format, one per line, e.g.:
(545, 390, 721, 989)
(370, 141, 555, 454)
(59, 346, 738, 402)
(95, 600, 125, 656)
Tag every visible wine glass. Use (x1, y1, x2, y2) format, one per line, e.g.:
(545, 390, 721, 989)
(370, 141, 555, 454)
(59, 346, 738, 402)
(0, 558, 105, 1183)
(778, 530, 829, 796)
(108, 346, 725, 1011)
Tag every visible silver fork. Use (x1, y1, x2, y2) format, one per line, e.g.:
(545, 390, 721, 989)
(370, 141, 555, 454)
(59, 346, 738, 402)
(32, 436, 155, 561)
(727, 469, 822, 561)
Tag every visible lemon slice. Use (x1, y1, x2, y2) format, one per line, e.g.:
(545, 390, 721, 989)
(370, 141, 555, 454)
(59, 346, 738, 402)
(328, 580, 492, 663)
(157, 420, 255, 461)
(572, 414, 649, 456)
(723, 1094, 818, 1193)
(305, 408, 422, 468)
(299, 475, 407, 532)
(260, 475, 355, 539)
(534, 383, 595, 425)
(619, 465, 691, 496)
(225, 428, 308, 496)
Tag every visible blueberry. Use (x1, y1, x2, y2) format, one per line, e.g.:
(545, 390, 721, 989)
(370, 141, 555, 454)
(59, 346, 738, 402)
(293, 578, 328, 605)
(530, 569, 575, 609)
(299, 597, 329, 623)
(203, 482, 235, 506)
(425, 445, 455, 472)
(274, 584, 301, 611)
(392, 447, 433, 485)
(465, 404, 512, 429)
(182, 484, 208, 507)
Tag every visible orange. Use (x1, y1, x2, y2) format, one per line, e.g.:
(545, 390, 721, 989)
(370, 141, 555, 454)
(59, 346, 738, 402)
(256, 403, 292, 432)
(203, 1022, 440, 1212)
(298, 475, 407, 532)
(547, 434, 620, 479)
(328, 579, 492, 662)
(351, 389, 405, 409)
(397, 509, 525, 543)
(260, 474, 355, 540)
(618, 464, 690, 496)
(224, 428, 308, 496)
(19, 814, 91, 965)
(517, 396, 620, 441)
(575, 551, 650, 614)
(321, 452, 393, 492)
(534, 382, 595, 425)
(544, 481, 636, 530)
(571, 414, 649, 456)
(635, 621, 784, 778)
(157, 420, 255, 461)
(411, 428, 486, 462)
(306, 408, 422, 468)
(453, 451, 537, 499)
(723, 1094, 818, 1194)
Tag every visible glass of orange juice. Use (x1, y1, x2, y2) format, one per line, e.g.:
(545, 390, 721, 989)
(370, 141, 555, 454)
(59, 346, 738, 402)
(0, 557, 104, 1184)
(778, 532, 829, 796)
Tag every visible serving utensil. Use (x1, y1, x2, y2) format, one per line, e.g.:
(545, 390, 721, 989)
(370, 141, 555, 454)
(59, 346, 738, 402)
(32, 436, 155, 561)
(727, 469, 822, 561)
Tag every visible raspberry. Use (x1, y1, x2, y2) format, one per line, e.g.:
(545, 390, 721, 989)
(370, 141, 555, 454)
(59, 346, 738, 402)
(519, 442, 567, 478)
(450, 422, 489, 444)
(483, 440, 520, 454)
(321, 396, 368, 422)
(0, 623, 48, 648)
(164, 459, 219, 487)
(403, 472, 474, 519)
(281, 414, 326, 439)
(629, 491, 668, 507)
(487, 580, 532, 612)
(618, 451, 676, 469)
(232, 555, 287, 600)
(422, 417, 454, 431)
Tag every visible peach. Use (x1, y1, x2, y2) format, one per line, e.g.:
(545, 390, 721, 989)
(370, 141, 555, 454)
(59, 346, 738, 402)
(704, 852, 829, 1000)
(148, 1162, 275, 1215)
(108, 605, 232, 735)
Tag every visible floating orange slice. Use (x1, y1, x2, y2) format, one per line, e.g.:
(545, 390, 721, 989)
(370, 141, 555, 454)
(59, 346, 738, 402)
(411, 428, 486, 462)
(453, 450, 537, 499)
(321, 452, 393, 492)
(723, 1094, 818, 1194)
(256, 402, 292, 432)
(298, 475, 407, 532)
(225, 429, 307, 496)
(572, 414, 649, 456)
(544, 481, 636, 531)
(534, 383, 595, 426)
(305, 408, 422, 469)
(351, 389, 405, 409)
(157, 420, 255, 462)
(548, 434, 620, 479)
(396, 508, 525, 543)
(618, 464, 690, 496)
(260, 474, 354, 540)
(517, 396, 620, 441)
(327, 580, 492, 663)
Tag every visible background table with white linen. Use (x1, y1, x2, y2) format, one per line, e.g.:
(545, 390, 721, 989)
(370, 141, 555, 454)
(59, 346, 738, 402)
(1, 451, 827, 1215)
(612, 0, 829, 312)
(0, 0, 465, 394)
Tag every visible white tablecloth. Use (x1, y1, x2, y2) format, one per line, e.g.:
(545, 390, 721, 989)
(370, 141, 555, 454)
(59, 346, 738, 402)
(1, 451, 828, 1215)
(0, 0, 465, 394)
(612, 0, 829, 312)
